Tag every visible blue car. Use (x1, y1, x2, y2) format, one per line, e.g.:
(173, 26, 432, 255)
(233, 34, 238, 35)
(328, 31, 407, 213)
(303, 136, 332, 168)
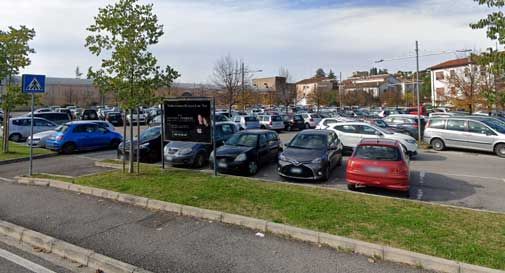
(46, 121, 123, 154)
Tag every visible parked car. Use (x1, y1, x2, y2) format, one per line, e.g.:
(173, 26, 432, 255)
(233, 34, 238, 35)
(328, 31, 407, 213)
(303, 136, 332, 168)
(215, 113, 231, 122)
(164, 122, 237, 167)
(105, 112, 124, 126)
(346, 139, 410, 195)
(27, 126, 62, 148)
(149, 115, 162, 127)
(365, 119, 412, 136)
(56, 108, 74, 121)
(300, 113, 322, 129)
(383, 114, 426, 139)
(328, 122, 418, 156)
(232, 115, 261, 130)
(80, 109, 99, 120)
(423, 117, 505, 157)
(126, 109, 147, 125)
(258, 115, 284, 131)
(284, 114, 306, 131)
(210, 130, 281, 176)
(25, 112, 72, 125)
(315, 118, 342, 130)
(5, 117, 57, 142)
(34, 108, 52, 113)
(45, 121, 122, 154)
(118, 126, 162, 163)
(278, 130, 342, 181)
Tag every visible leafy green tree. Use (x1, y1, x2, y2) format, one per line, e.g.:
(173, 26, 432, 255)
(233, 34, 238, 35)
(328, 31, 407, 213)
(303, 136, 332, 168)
(85, 0, 179, 173)
(327, 70, 336, 79)
(0, 26, 35, 153)
(315, 68, 326, 78)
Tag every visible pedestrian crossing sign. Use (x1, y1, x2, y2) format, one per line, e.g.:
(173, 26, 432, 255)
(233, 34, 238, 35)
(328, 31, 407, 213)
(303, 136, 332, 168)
(22, 74, 46, 93)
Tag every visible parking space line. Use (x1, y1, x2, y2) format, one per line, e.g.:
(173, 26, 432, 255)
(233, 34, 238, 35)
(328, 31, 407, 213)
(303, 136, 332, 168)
(0, 248, 56, 273)
(416, 171, 425, 200)
(0, 177, 15, 183)
(441, 173, 503, 181)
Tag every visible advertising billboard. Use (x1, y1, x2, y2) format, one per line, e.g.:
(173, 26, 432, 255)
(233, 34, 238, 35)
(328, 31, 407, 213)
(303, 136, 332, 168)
(163, 98, 212, 143)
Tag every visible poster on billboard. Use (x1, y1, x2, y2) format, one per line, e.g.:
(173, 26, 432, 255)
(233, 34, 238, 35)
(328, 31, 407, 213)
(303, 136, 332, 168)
(163, 98, 212, 143)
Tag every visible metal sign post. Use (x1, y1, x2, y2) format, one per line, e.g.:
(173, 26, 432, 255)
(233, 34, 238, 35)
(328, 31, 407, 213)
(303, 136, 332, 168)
(21, 74, 46, 177)
(161, 102, 165, 169)
(212, 98, 217, 176)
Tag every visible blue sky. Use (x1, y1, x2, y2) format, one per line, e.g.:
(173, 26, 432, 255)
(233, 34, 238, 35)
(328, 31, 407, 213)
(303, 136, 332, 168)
(0, 0, 497, 83)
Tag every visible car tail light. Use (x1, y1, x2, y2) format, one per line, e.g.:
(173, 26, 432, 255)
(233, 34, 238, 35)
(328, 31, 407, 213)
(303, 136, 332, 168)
(56, 135, 64, 141)
(310, 118, 314, 122)
(392, 164, 409, 176)
(413, 123, 419, 128)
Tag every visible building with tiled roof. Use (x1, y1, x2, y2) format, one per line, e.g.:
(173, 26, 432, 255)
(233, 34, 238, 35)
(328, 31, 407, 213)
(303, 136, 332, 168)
(295, 77, 337, 106)
(429, 57, 474, 106)
(341, 74, 401, 98)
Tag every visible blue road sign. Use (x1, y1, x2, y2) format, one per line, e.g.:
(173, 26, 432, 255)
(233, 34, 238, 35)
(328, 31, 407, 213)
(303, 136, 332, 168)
(22, 74, 46, 93)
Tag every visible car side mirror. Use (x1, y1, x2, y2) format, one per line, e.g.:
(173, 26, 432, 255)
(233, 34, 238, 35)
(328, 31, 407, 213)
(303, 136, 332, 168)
(329, 143, 338, 150)
(375, 131, 383, 137)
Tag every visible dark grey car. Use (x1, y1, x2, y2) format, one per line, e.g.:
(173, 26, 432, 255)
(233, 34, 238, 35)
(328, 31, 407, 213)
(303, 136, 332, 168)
(278, 130, 343, 181)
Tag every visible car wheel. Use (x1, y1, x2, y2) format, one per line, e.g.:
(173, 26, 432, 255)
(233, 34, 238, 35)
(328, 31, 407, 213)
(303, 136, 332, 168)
(260, 125, 266, 129)
(495, 143, 505, 158)
(431, 138, 445, 151)
(287, 125, 292, 131)
(61, 143, 76, 154)
(403, 190, 411, 198)
(193, 153, 206, 168)
(110, 139, 121, 149)
(321, 165, 330, 181)
(247, 161, 258, 176)
(8, 133, 22, 142)
(305, 123, 310, 129)
(347, 183, 357, 191)
(336, 157, 342, 167)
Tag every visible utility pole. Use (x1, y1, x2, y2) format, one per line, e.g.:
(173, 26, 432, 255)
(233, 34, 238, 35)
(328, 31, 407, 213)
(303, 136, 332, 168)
(339, 72, 343, 109)
(241, 62, 245, 111)
(415, 41, 422, 143)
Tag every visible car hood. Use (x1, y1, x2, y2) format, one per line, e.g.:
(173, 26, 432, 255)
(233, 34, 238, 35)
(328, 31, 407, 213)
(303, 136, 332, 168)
(283, 147, 324, 162)
(216, 145, 254, 157)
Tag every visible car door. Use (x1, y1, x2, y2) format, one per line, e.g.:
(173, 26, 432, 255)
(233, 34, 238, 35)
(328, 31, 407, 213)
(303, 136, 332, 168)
(465, 121, 496, 151)
(444, 120, 468, 148)
(327, 132, 339, 168)
(266, 132, 280, 158)
(257, 133, 270, 163)
(33, 118, 54, 133)
(359, 125, 381, 140)
(72, 125, 93, 149)
(333, 124, 361, 148)
(94, 125, 111, 147)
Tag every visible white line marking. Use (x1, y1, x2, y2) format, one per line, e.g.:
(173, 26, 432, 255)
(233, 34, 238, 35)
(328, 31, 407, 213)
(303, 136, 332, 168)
(442, 173, 503, 181)
(0, 248, 56, 273)
(417, 171, 425, 200)
(0, 177, 15, 182)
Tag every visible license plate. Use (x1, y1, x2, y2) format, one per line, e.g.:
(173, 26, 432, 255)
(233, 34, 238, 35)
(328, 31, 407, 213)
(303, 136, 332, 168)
(166, 156, 173, 161)
(366, 167, 387, 173)
(291, 167, 302, 174)
(218, 162, 227, 168)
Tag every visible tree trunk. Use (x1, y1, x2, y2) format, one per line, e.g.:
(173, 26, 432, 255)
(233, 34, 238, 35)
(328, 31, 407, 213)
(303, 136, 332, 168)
(2, 108, 9, 153)
(122, 110, 126, 173)
(128, 108, 134, 173)
(136, 107, 140, 174)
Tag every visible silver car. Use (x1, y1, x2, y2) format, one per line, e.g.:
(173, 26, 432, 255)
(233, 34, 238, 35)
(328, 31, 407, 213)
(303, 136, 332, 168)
(424, 117, 505, 157)
(232, 115, 260, 130)
(4, 117, 57, 142)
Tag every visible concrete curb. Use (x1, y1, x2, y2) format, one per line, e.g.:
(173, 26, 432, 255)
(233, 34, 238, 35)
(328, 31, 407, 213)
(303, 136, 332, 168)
(0, 219, 154, 273)
(15, 176, 505, 273)
(0, 153, 58, 166)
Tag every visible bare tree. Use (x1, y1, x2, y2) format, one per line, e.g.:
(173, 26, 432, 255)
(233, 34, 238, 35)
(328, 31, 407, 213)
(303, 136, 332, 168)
(212, 55, 242, 113)
(278, 67, 294, 113)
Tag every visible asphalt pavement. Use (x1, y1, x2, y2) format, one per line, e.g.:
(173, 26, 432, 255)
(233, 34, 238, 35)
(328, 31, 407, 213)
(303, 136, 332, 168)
(0, 182, 432, 273)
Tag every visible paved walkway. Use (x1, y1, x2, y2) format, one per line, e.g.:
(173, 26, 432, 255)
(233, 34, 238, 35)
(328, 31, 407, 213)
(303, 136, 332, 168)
(0, 182, 432, 273)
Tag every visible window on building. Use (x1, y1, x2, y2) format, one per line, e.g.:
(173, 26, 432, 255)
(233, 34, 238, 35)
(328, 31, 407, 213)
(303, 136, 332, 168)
(435, 71, 444, 80)
(436, 88, 445, 97)
(450, 70, 456, 78)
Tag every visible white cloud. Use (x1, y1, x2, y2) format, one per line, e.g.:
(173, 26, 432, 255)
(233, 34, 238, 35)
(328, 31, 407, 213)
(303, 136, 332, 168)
(0, 0, 496, 83)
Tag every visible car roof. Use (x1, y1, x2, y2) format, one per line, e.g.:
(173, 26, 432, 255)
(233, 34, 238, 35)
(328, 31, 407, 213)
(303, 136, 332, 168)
(359, 138, 400, 147)
(298, 129, 330, 135)
(237, 129, 271, 134)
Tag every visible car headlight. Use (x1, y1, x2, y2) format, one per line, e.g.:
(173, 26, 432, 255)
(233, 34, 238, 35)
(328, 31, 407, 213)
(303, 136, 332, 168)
(234, 153, 247, 162)
(177, 148, 192, 155)
(405, 139, 417, 144)
(279, 153, 287, 161)
(311, 157, 322, 164)
(140, 143, 150, 149)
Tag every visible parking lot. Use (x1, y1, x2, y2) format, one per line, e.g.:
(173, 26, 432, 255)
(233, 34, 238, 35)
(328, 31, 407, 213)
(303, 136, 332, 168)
(1, 130, 504, 213)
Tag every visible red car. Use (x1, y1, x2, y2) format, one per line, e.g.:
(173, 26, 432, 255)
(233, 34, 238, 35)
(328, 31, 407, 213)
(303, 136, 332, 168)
(346, 139, 410, 195)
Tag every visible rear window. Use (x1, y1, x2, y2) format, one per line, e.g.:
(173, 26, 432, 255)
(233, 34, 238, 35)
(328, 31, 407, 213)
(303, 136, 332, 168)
(311, 114, 322, 118)
(271, 116, 282, 122)
(245, 117, 258, 122)
(429, 119, 446, 129)
(293, 115, 303, 121)
(354, 145, 401, 161)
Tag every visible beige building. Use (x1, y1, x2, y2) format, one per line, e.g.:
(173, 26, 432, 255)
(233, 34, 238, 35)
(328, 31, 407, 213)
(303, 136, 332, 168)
(295, 77, 336, 106)
(342, 74, 401, 98)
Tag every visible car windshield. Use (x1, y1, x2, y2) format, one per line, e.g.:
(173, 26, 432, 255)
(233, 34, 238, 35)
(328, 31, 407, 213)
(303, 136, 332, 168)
(56, 125, 69, 133)
(481, 119, 505, 134)
(140, 127, 160, 142)
(374, 120, 388, 127)
(288, 134, 327, 149)
(373, 125, 394, 135)
(225, 133, 258, 147)
(354, 145, 401, 161)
